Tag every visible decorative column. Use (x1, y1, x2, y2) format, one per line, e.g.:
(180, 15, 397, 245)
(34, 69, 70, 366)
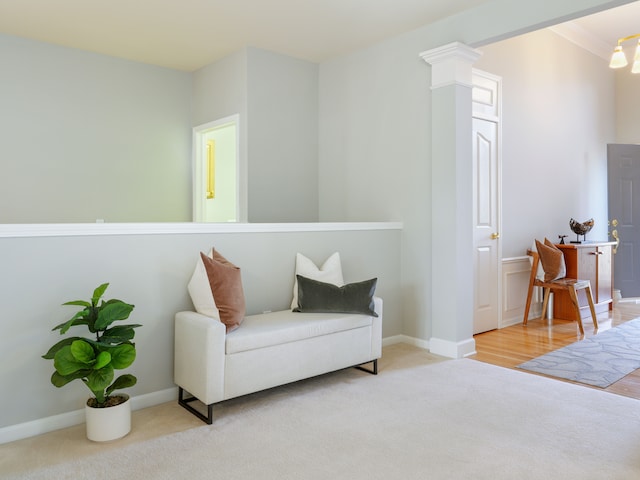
(420, 42, 482, 358)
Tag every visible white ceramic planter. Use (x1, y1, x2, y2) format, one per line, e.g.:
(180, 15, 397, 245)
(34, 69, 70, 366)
(85, 394, 131, 442)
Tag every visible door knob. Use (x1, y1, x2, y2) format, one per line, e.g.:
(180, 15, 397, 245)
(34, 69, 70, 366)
(490, 232, 500, 240)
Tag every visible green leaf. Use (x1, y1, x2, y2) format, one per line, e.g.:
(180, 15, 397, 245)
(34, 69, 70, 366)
(54, 346, 91, 376)
(70, 340, 96, 364)
(52, 310, 90, 334)
(86, 306, 99, 333)
(43, 283, 141, 401)
(110, 343, 136, 369)
(92, 283, 109, 306)
(100, 324, 142, 344)
(94, 351, 111, 370)
(85, 365, 114, 394)
(94, 302, 134, 331)
(51, 369, 92, 388)
(106, 374, 137, 396)
(42, 336, 83, 360)
(62, 300, 91, 307)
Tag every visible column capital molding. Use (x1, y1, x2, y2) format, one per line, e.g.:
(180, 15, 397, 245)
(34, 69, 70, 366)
(419, 42, 482, 89)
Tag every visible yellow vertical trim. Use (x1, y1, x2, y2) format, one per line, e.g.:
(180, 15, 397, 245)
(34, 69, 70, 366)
(206, 140, 215, 199)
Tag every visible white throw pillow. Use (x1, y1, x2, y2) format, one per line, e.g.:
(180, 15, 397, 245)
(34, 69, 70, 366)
(291, 252, 344, 310)
(187, 248, 220, 319)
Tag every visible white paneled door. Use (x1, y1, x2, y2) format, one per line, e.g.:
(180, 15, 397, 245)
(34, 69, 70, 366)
(472, 71, 502, 334)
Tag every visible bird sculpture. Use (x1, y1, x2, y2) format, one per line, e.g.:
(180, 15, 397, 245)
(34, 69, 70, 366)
(569, 218, 594, 243)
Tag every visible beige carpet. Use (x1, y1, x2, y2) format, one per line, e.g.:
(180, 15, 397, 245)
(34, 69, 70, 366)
(6, 355, 640, 479)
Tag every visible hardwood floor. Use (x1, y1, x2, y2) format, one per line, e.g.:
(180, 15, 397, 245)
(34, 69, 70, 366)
(470, 300, 640, 400)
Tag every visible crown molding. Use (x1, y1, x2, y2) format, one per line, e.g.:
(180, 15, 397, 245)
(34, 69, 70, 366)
(549, 22, 611, 61)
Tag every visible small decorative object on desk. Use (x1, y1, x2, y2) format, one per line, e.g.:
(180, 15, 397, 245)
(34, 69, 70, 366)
(558, 235, 567, 245)
(569, 218, 594, 244)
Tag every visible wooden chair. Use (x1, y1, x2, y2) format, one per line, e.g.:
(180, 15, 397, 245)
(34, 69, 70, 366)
(523, 249, 598, 334)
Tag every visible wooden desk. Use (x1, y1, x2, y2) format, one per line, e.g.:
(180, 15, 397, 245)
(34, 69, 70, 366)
(553, 242, 616, 321)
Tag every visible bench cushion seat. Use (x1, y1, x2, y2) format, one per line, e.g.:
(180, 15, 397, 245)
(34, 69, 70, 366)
(225, 309, 373, 354)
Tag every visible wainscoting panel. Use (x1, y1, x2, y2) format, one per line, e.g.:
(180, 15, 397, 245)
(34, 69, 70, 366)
(501, 256, 539, 328)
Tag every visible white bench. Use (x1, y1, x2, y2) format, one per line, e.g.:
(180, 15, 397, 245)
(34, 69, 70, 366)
(174, 297, 382, 423)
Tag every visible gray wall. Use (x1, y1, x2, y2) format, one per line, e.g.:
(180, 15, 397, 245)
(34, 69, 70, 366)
(0, 33, 193, 223)
(193, 47, 319, 223)
(192, 49, 249, 222)
(1, 40, 321, 225)
(0, 0, 631, 435)
(316, 0, 629, 341)
(0, 225, 401, 428)
(318, 37, 432, 340)
(247, 48, 319, 223)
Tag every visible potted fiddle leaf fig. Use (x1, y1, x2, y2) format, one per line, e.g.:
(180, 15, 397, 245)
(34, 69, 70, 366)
(42, 282, 142, 441)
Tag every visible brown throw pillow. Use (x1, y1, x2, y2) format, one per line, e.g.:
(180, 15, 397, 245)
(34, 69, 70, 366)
(535, 239, 566, 282)
(200, 250, 246, 332)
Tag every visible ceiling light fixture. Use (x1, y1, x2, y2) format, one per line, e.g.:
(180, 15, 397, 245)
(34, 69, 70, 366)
(609, 33, 640, 73)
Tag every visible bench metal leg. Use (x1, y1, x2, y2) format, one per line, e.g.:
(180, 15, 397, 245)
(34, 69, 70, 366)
(355, 359, 378, 375)
(179, 360, 378, 425)
(178, 387, 213, 424)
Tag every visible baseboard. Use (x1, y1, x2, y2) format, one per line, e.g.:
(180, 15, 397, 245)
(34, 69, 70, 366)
(0, 335, 462, 445)
(501, 315, 524, 328)
(387, 334, 475, 358)
(382, 334, 429, 350)
(1, 336, 434, 445)
(429, 337, 476, 359)
(0, 387, 178, 445)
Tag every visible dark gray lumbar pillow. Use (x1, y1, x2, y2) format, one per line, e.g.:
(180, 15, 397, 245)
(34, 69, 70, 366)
(293, 275, 378, 317)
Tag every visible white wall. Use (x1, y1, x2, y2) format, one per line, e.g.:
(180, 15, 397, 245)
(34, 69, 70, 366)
(0, 33, 193, 223)
(476, 28, 616, 258)
(615, 70, 640, 144)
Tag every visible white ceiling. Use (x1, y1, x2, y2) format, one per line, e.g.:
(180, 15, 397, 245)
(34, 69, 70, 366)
(0, 0, 492, 71)
(0, 0, 638, 72)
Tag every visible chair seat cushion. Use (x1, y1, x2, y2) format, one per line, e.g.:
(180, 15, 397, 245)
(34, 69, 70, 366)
(548, 278, 590, 289)
(225, 309, 373, 354)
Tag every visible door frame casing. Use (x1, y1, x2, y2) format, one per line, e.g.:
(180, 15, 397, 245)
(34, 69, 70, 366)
(608, 143, 640, 298)
(472, 69, 503, 333)
(192, 114, 244, 223)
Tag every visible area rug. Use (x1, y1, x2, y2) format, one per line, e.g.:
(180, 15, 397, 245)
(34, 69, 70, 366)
(517, 317, 640, 388)
(5, 356, 640, 480)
